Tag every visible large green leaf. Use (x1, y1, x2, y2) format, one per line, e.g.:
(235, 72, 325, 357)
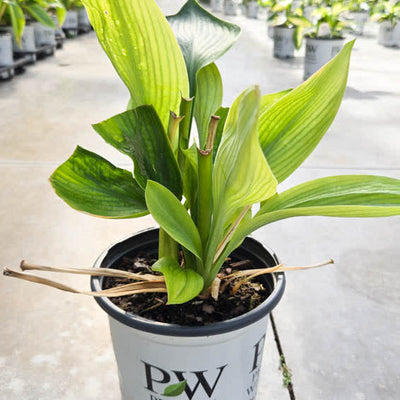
(93, 105, 182, 198)
(50, 146, 148, 218)
(258, 175, 400, 217)
(258, 40, 354, 183)
(6, 1, 25, 44)
(212, 106, 229, 162)
(25, 5, 55, 27)
(220, 175, 400, 266)
(82, 0, 189, 129)
(167, 0, 240, 96)
(152, 257, 203, 305)
(145, 181, 203, 259)
(213, 86, 278, 223)
(194, 63, 223, 149)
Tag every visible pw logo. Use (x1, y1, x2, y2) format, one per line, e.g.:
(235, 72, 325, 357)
(142, 361, 227, 399)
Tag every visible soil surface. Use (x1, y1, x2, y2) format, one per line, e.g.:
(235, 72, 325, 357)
(103, 252, 272, 326)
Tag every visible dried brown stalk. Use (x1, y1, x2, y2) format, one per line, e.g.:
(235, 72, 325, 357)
(3, 259, 334, 299)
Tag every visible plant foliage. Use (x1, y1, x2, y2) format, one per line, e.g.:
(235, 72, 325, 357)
(50, 0, 400, 304)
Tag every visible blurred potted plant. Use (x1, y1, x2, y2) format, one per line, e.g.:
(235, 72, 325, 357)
(243, 0, 260, 18)
(348, 0, 370, 35)
(0, 0, 56, 61)
(0, 1, 18, 73)
(4, 0, 400, 399)
(211, 0, 224, 12)
(371, 0, 400, 47)
(224, 0, 238, 15)
(303, 2, 353, 79)
(61, 0, 79, 37)
(268, 0, 311, 58)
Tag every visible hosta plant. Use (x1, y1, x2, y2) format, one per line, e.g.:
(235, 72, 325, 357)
(268, 0, 312, 48)
(0, 0, 59, 43)
(371, 0, 400, 26)
(305, 2, 353, 38)
(5, 0, 400, 306)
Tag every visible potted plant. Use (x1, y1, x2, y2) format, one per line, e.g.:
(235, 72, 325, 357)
(303, 2, 353, 79)
(0, 1, 17, 74)
(243, 0, 260, 18)
(268, 0, 311, 58)
(211, 0, 224, 12)
(348, 0, 370, 35)
(61, 0, 79, 37)
(4, 0, 400, 399)
(0, 0, 56, 62)
(224, 0, 238, 15)
(371, 0, 400, 47)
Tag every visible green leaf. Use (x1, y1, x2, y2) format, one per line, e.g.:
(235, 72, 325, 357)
(212, 106, 229, 162)
(194, 63, 223, 149)
(50, 146, 148, 218)
(258, 175, 400, 218)
(93, 105, 182, 198)
(221, 175, 400, 268)
(163, 380, 187, 397)
(213, 86, 278, 222)
(25, 5, 55, 27)
(82, 0, 189, 129)
(181, 145, 198, 212)
(259, 89, 292, 113)
(7, 2, 25, 44)
(167, 0, 240, 96)
(258, 40, 354, 183)
(145, 181, 203, 259)
(153, 258, 203, 305)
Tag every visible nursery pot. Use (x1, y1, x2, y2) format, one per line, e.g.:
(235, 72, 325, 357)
(14, 25, 36, 53)
(62, 10, 79, 30)
(303, 37, 345, 80)
(350, 11, 369, 35)
(273, 26, 295, 59)
(0, 33, 13, 67)
(78, 7, 91, 29)
(33, 22, 56, 47)
(378, 21, 400, 48)
(91, 228, 285, 400)
(211, 0, 223, 13)
(224, 0, 237, 16)
(246, 2, 259, 19)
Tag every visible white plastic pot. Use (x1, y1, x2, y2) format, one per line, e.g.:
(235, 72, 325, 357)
(62, 10, 78, 30)
(273, 26, 295, 59)
(91, 229, 285, 400)
(78, 7, 91, 30)
(12, 25, 36, 53)
(224, 0, 237, 16)
(378, 21, 400, 48)
(33, 22, 56, 47)
(51, 15, 66, 37)
(351, 12, 369, 35)
(246, 2, 259, 19)
(303, 37, 345, 80)
(211, 0, 223, 13)
(0, 33, 13, 67)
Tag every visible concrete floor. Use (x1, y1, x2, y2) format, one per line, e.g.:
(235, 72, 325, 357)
(1, 1, 400, 399)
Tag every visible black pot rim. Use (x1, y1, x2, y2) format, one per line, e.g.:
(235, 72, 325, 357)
(91, 228, 286, 337)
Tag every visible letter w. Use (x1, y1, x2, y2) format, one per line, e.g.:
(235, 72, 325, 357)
(173, 365, 227, 399)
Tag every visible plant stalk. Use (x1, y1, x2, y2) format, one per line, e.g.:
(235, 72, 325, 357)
(177, 96, 194, 169)
(158, 228, 178, 262)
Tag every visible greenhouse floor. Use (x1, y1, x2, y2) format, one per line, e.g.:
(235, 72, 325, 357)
(1, 2, 400, 399)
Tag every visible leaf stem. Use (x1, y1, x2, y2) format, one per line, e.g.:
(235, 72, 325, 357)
(167, 111, 184, 151)
(158, 228, 178, 262)
(177, 96, 194, 169)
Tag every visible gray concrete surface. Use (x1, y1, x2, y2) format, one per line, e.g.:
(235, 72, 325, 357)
(1, 1, 399, 399)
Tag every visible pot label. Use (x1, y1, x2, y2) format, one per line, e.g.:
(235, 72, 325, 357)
(141, 334, 265, 400)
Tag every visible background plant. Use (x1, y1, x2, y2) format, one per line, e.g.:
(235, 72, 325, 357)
(0, 0, 58, 43)
(371, 0, 400, 26)
(268, 0, 312, 48)
(48, 0, 400, 305)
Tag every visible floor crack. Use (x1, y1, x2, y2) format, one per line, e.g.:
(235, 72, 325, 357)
(270, 312, 296, 400)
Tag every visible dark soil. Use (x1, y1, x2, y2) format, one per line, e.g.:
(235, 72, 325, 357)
(103, 252, 272, 326)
